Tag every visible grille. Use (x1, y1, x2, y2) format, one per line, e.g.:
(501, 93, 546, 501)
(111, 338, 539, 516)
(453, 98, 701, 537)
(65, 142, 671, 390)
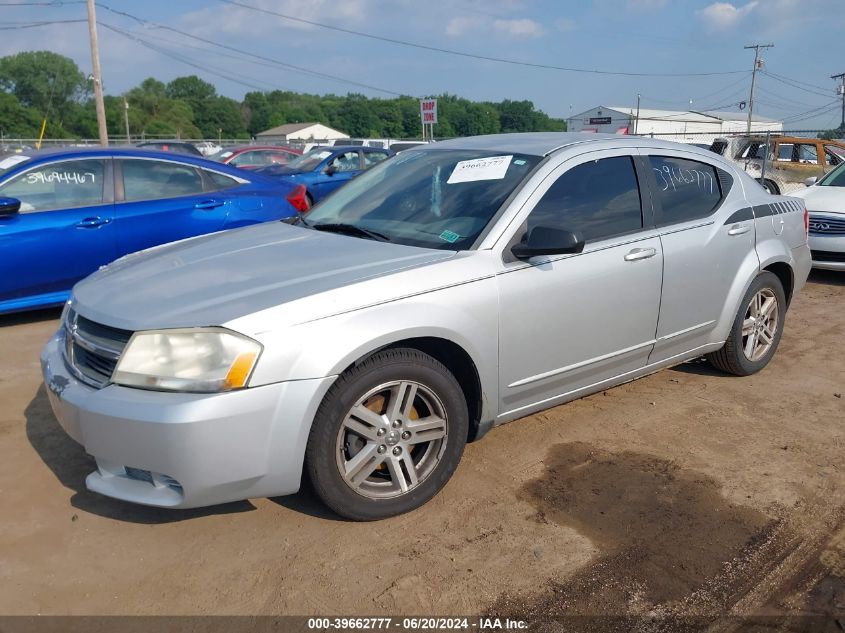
(124, 467, 183, 493)
(808, 215, 845, 235)
(811, 250, 845, 263)
(64, 308, 133, 388)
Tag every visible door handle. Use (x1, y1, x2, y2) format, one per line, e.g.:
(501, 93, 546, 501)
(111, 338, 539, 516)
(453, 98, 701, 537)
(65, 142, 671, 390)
(727, 223, 751, 236)
(624, 247, 657, 262)
(75, 216, 111, 228)
(194, 199, 225, 210)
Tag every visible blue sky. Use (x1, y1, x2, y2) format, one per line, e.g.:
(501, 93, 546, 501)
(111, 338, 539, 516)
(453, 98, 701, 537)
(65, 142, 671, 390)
(2, 0, 844, 130)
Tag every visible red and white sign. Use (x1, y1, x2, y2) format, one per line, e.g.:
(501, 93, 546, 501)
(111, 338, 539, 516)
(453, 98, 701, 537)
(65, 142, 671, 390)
(420, 99, 438, 124)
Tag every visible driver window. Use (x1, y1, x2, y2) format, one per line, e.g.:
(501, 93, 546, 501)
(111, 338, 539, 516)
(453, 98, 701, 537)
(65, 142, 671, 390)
(527, 156, 642, 242)
(0, 159, 106, 213)
(329, 151, 360, 173)
(797, 144, 819, 164)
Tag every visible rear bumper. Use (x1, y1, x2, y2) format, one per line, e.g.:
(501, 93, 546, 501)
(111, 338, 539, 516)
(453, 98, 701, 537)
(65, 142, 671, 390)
(40, 331, 335, 508)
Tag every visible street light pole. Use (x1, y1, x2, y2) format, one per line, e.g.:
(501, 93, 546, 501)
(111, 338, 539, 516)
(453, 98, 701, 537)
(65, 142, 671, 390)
(87, 0, 108, 146)
(744, 43, 773, 135)
(123, 97, 130, 144)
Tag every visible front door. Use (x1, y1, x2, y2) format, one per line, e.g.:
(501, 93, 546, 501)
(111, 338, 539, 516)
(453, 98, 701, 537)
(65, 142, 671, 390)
(0, 158, 115, 310)
(496, 151, 663, 417)
(311, 151, 361, 201)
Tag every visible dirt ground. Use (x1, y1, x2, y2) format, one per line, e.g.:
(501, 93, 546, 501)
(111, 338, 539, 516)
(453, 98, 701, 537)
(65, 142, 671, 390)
(1, 271, 843, 624)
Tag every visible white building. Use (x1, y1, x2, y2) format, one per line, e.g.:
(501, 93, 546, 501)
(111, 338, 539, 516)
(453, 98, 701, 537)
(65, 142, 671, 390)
(255, 122, 349, 144)
(568, 105, 782, 139)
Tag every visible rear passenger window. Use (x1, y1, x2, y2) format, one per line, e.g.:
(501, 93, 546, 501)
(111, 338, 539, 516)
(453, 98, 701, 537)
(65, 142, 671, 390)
(204, 170, 240, 191)
(528, 156, 642, 242)
(649, 156, 723, 225)
(121, 160, 204, 201)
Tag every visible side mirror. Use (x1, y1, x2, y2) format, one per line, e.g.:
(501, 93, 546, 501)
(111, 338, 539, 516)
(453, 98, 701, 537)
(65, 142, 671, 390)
(324, 164, 337, 176)
(511, 226, 585, 260)
(0, 196, 21, 217)
(804, 176, 818, 187)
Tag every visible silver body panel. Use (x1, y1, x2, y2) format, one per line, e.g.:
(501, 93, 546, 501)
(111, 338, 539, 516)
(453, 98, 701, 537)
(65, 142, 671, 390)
(41, 133, 812, 508)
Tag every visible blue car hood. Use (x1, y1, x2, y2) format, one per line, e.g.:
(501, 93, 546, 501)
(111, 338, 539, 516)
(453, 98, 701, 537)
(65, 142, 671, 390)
(72, 222, 455, 331)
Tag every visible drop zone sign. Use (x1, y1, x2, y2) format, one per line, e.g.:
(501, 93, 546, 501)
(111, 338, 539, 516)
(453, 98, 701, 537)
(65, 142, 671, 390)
(421, 99, 438, 124)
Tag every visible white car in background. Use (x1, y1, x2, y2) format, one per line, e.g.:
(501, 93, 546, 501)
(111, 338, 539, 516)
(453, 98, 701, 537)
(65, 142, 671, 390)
(792, 163, 845, 271)
(194, 141, 222, 156)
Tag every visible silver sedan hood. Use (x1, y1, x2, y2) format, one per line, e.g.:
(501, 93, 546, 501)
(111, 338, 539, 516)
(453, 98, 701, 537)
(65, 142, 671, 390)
(73, 222, 456, 331)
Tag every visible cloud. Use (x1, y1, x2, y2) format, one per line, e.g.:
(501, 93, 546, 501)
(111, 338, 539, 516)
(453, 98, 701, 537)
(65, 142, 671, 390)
(445, 15, 486, 37)
(445, 14, 544, 39)
(492, 18, 545, 38)
(696, 1, 758, 30)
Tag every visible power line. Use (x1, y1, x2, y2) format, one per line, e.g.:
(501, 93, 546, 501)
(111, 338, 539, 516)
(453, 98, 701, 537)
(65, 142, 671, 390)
(760, 71, 834, 99)
(0, 18, 85, 28)
(95, 3, 409, 97)
(216, 0, 748, 78)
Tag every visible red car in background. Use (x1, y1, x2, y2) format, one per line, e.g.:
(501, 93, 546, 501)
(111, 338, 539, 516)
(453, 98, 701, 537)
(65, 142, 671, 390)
(209, 145, 301, 170)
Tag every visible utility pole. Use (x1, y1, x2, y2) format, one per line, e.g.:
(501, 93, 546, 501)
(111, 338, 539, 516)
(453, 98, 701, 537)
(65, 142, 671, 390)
(87, 0, 108, 146)
(832, 72, 845, 129)
(123, 97, 130, 144)
(744, 43, 773, 135)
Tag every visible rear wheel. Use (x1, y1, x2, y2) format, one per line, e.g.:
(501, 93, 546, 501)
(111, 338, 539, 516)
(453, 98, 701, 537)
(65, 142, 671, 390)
(759, 179, 780, 194)
(305, 348, 468, 520)
(706, 272, 786, 376)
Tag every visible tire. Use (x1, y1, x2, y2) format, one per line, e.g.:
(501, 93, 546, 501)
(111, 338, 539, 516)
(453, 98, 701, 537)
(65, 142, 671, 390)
(305, 348, 469, 521)
(706, 272, 786, 376)
(760, 179, 780, 195)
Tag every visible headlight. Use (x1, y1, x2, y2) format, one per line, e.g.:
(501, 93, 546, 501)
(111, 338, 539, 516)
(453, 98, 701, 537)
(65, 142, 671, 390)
(112, 328, 262, 393)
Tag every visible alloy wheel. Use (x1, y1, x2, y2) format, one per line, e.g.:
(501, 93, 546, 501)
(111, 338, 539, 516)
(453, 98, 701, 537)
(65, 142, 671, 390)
(741, 288, 779, 362)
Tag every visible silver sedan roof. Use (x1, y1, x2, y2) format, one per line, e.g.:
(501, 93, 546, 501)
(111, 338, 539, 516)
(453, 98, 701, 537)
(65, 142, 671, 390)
(428, 132, 709, 157)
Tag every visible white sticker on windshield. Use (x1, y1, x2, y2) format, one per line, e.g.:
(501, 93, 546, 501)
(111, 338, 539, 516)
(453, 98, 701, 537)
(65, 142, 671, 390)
(315, 151, 332, 160)
(447, 155, 512, 184)
(0, 154, 30, 170)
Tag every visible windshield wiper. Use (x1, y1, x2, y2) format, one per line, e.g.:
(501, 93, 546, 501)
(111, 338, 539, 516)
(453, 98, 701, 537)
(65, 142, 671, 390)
(311, 222, 391, 242)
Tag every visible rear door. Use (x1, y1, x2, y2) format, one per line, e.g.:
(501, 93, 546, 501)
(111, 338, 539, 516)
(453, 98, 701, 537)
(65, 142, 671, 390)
(641, 150, 756, 363)
(0, 158, 115, 308)
(114, 158, 236, 256)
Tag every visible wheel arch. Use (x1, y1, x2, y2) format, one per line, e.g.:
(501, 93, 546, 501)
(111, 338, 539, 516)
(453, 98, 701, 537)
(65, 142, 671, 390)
(340, 335, 488, 443)
(761, 260, 794, 307)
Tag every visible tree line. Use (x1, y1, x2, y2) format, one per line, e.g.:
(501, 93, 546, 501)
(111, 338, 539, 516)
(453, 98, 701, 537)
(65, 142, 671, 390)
(0, 50, 568, 141)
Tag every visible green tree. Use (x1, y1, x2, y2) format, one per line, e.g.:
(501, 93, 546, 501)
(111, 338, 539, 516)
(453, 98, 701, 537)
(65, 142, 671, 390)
(0, 92, 42, 137)
(0, 51, 87, 117)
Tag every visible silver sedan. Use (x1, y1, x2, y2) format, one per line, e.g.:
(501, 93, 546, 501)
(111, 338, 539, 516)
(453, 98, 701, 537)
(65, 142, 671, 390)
(41, 133, 811, 520)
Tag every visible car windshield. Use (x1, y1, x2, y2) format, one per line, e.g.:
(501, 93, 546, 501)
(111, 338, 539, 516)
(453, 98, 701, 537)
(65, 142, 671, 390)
(209, 149, 235, 162)
(304, 149, 542, 250)
(0, 154, 32, 176)
(287, 148, 334, 171)
(817, 162, 845, 187)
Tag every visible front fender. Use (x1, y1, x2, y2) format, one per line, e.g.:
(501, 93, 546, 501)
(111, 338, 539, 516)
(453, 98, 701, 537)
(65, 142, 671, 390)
(248, 276, 500, 423)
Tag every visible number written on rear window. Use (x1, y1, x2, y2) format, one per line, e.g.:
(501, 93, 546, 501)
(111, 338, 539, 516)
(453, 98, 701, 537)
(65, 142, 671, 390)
(528, 156, 643, 242)
(648, 156, 723, 225)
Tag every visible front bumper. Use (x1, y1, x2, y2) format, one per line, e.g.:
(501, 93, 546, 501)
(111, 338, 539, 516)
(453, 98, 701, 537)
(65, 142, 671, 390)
(40, 331, 335, 508)
(808, 232, 845, 272)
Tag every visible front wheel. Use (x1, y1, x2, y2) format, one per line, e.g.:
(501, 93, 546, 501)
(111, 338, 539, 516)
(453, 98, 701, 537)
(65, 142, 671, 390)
(706, 272, 786, 376)
(305, 348, 468, 520)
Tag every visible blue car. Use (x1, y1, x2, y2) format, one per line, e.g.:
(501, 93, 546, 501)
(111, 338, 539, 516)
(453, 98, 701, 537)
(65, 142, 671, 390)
(255, 145, 394, 210)
(0, 147, 299, 314)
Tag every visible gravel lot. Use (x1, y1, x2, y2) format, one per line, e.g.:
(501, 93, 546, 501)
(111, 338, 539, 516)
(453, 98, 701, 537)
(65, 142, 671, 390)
(1, 271, 843, 622)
